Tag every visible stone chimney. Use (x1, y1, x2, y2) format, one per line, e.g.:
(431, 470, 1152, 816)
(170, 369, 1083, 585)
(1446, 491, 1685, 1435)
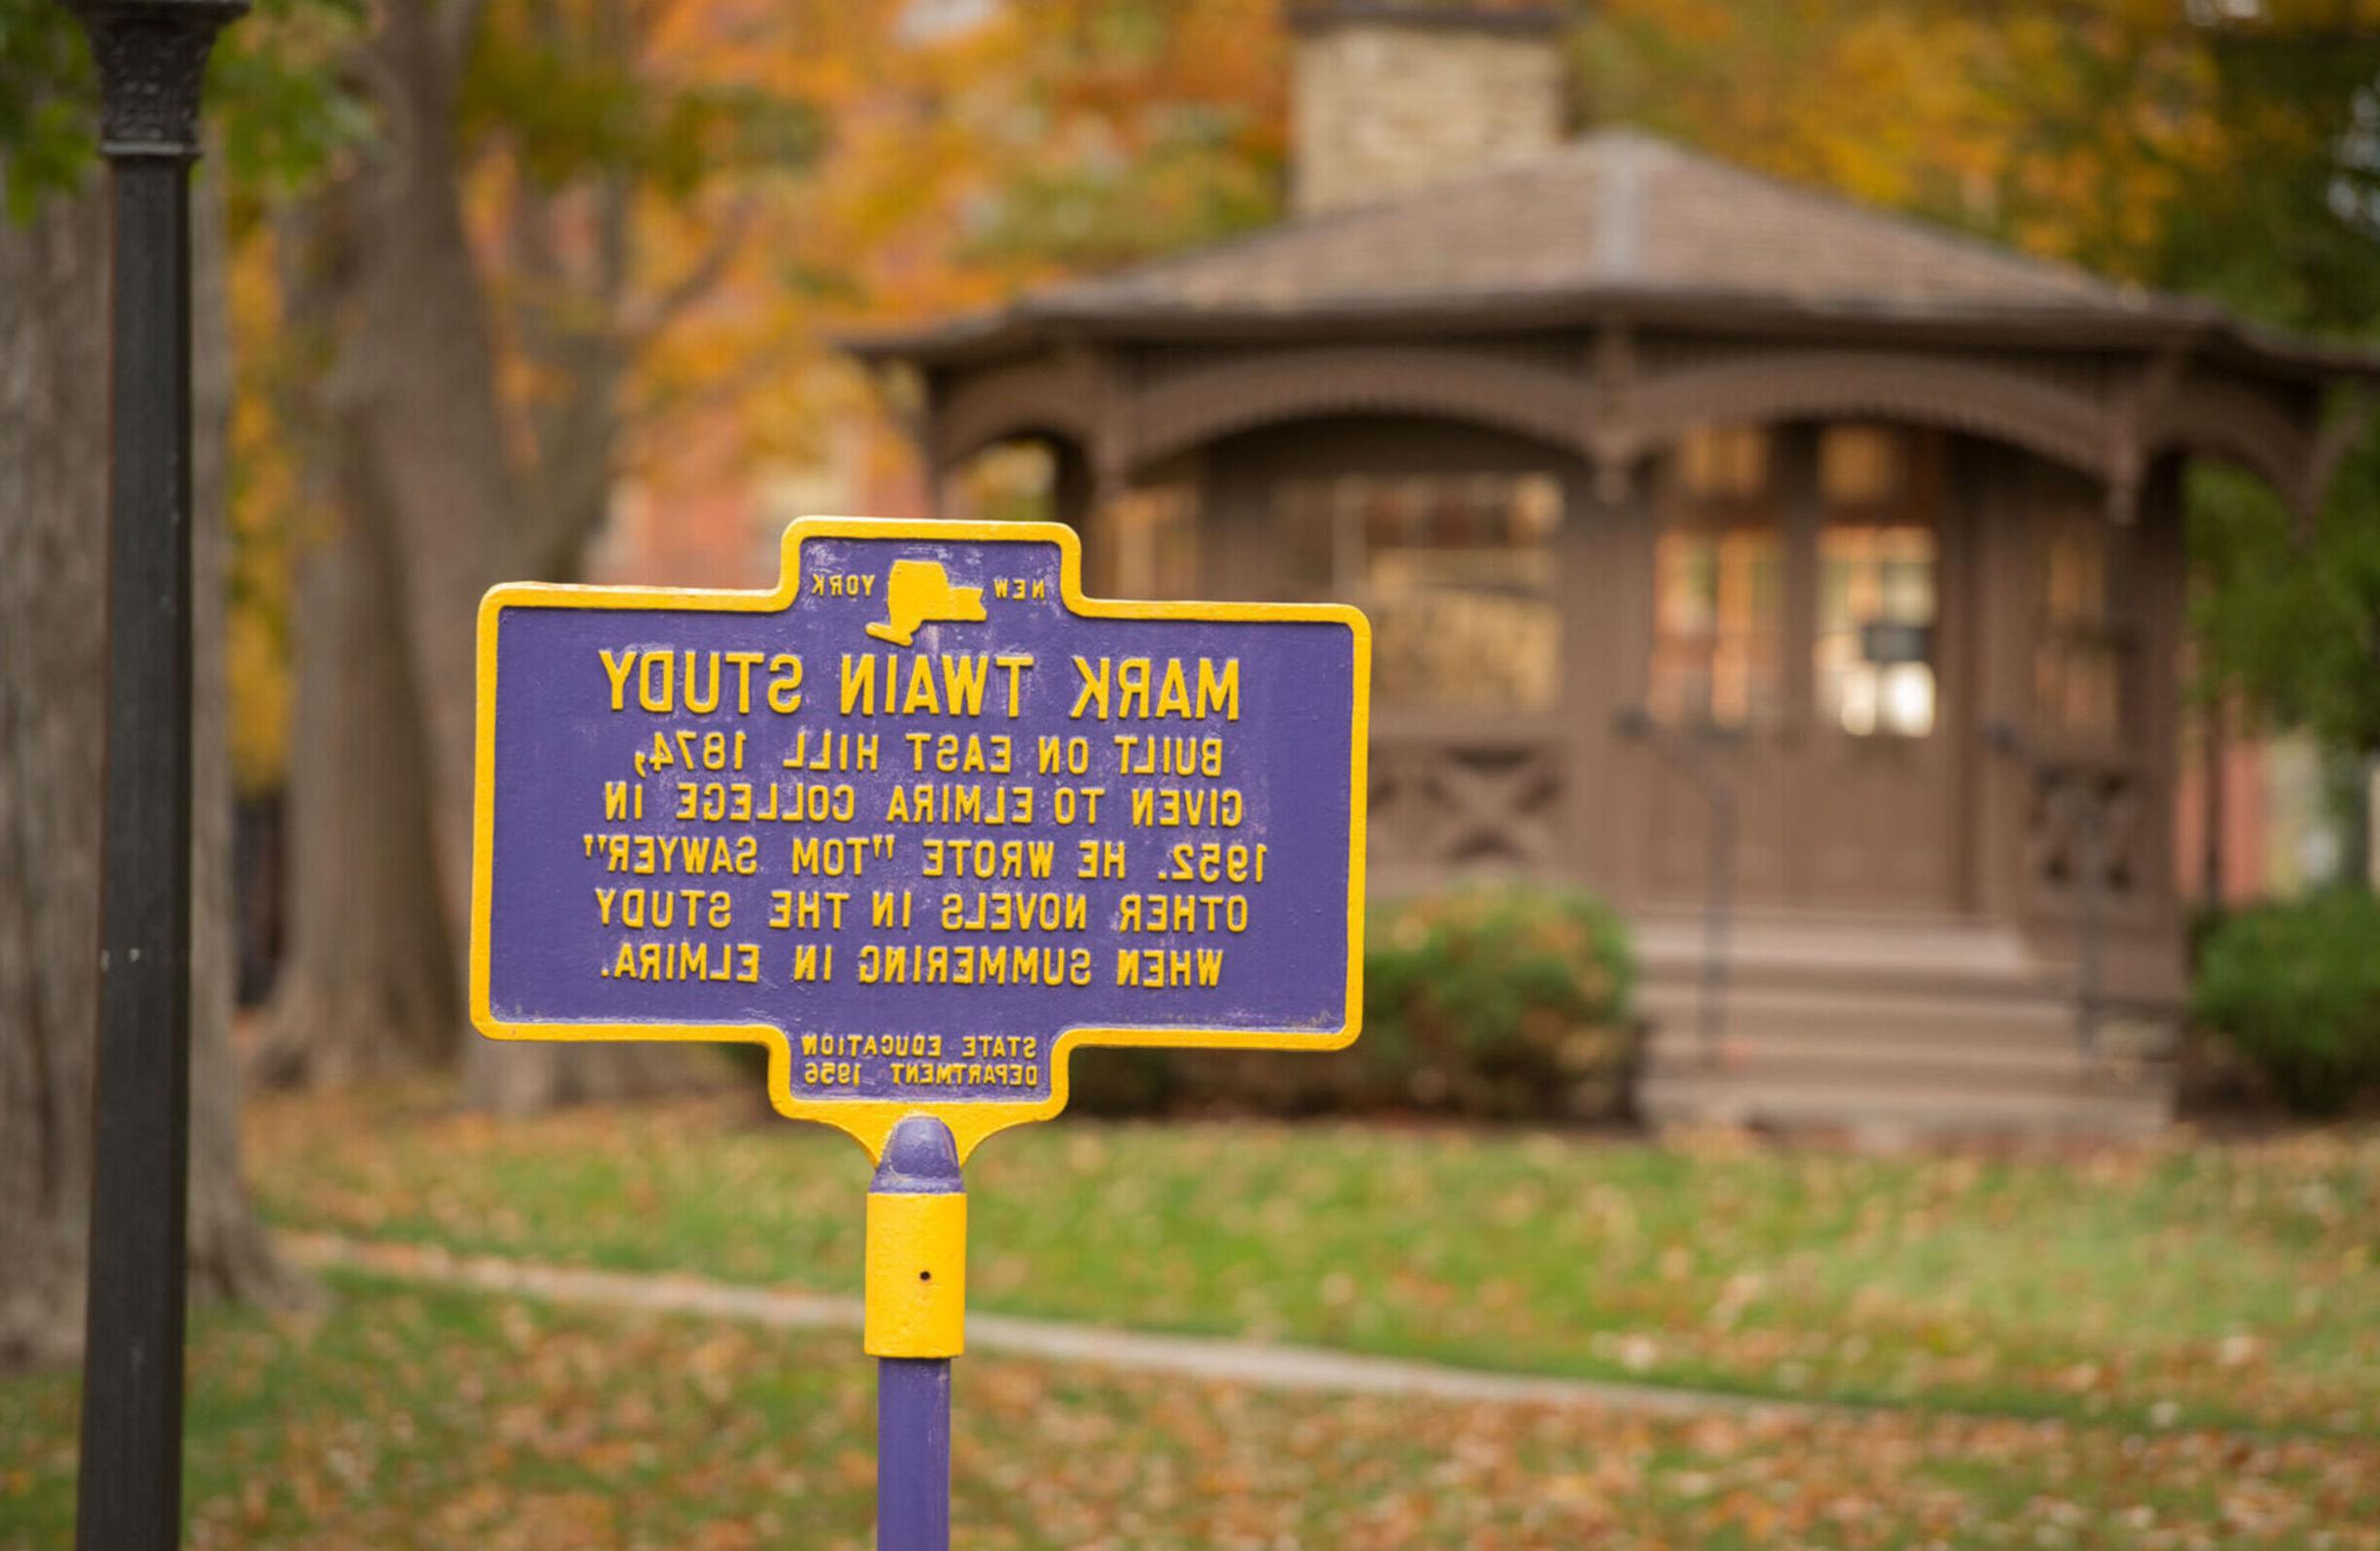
(1288, 3, 1566, 217)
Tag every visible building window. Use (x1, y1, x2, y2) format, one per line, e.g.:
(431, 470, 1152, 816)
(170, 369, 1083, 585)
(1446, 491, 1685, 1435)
(1275, 472, 1561, 712)
(1814, 522, 1937, 737)
(1650, 520, 1783, 730)
(1820, 423, 1902, 506)
(1652, 424, 1781, 730)
(1680, 424, 1769, 501)
(2033, 508, 2126, 738)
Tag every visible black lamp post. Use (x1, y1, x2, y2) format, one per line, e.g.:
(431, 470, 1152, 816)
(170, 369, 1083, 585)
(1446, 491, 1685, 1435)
(66, 5, 244, 1550)
(1615, 707, 1740, 1064)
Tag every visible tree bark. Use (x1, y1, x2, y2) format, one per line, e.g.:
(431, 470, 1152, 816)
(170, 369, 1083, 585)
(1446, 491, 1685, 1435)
(322, 0, 712, 1109)
(334, 2, 522, 936)
(0, 171, 294, 1373)
(0, 177, 108, 1375)
(249, 448, 460, 1088)
(189, 165, 301, 1312)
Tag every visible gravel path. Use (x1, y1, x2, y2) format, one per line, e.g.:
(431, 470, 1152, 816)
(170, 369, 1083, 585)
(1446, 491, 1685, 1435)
(286, 1232, 1807, 1418)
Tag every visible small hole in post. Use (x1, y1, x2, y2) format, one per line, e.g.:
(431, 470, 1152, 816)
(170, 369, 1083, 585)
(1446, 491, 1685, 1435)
(918, 1270, 932, 1282)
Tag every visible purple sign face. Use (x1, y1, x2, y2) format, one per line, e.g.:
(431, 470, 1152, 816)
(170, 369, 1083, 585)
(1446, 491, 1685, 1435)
(471, 518, 1370, 1158)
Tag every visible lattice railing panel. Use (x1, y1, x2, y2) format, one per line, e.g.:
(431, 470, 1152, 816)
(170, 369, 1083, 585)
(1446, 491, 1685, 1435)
(2020, 753, 2148, 906)
(1367, 731, 1567, 875)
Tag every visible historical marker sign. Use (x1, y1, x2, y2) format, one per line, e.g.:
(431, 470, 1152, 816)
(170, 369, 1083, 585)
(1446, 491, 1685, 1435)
(472, 517, 1369, 1159)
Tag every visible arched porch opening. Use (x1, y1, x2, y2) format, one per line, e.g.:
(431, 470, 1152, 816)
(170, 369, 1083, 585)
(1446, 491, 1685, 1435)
(2164, 440, 2346, 914)
(937, 431, 1100, 531)
(1107, 411, 1593, 884)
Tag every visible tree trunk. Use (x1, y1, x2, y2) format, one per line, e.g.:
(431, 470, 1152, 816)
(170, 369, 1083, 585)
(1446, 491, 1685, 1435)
(0, 172, 293, 1373)
(333, 6, 520, 941)
(249, 447, 460, 1087)
(188, 165, 300, 1310)
(0, 178, 109, 1374)
(325, 2, 712, 1109)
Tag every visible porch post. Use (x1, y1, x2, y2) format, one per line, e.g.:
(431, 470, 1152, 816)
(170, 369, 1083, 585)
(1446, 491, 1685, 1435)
(1566, 453, 1647, 895)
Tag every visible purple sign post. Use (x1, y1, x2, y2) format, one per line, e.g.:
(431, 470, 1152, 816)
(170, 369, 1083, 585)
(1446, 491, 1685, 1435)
(472, 517, 1369, 1548)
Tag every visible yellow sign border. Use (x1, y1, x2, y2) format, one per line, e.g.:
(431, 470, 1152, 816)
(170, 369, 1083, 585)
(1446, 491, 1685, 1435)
(472, 515, 1370, 1162)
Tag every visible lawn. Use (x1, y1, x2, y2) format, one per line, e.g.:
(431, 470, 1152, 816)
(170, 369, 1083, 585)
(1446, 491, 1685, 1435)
(6, 1270, 2375, 1551)
(242, 1086, 2380, 1436)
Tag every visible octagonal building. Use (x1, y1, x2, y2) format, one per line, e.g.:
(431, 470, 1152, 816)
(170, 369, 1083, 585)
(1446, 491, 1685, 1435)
(848, 2, 2373, 1134)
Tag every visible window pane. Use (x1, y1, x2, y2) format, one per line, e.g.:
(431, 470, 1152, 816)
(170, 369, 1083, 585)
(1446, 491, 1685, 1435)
(1650, 522, 1783, 729)
(1275, 472, 1561, 712)
(1680, 424, 1769, 501)
(1653, 423, 1780, 729)
(1820, 423, 1902, 506)
(1815, 523, 1937, 737)
(2033, 509, 2125, 737)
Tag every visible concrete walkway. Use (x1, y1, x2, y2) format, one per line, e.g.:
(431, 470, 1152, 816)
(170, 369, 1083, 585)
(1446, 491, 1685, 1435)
(286, 1233, 1801, 1419)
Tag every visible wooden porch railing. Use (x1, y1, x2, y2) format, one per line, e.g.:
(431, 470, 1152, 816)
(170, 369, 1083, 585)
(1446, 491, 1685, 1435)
(1365, 716, 1570, 879)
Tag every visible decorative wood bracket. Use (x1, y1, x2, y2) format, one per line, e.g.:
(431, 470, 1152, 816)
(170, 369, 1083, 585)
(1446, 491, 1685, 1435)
(2104, 344, 2186, 526)
(1067, 345, 1135, 509)
(1584, 321, 1643, 505)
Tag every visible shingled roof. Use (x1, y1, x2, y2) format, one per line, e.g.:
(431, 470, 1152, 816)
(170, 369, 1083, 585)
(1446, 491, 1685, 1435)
(853, 128, 2370, 383)
(1058, 128, 2126, 313)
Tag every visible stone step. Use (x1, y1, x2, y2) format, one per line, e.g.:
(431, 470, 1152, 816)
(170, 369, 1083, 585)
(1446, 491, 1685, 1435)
(1640, 1035, 2161, 1096)
(1635, 949, 2061, 1002)
(1630, 913, 2062, 1002)
(1633, 982, 2080, 1049)
(1620, 910, 2177, 1138)
(1639, 1073, 2173, 1140)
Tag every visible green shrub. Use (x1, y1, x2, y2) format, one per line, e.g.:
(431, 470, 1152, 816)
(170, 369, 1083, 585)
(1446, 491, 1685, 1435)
(2192, 890, 2380, 1113)
(1073, 884, 1640, 1123)
(730, 885, 1641, 1126)
(1354, 886, 1637, 1121)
